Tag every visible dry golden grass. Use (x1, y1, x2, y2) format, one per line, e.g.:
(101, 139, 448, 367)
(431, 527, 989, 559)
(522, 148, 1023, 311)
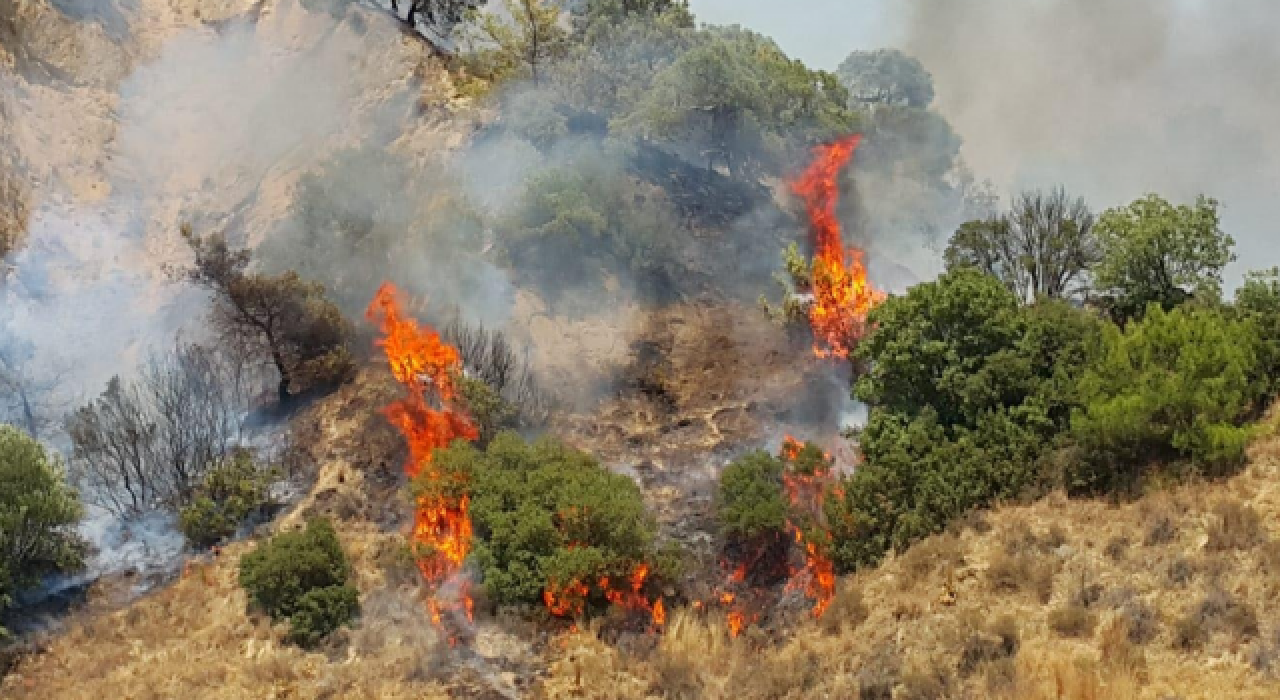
(12, 386, 1280, 698)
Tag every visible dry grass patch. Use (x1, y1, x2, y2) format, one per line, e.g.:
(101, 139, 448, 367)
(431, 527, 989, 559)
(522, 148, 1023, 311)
(1049, 603, 1096, 638)
(1206, 499, 1268, 551)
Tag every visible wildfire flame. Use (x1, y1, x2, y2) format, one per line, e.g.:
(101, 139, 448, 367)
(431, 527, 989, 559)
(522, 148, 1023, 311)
(791, 135, 886, 359)
(366, 283, 480, 634)
(781, 436, 837, 619)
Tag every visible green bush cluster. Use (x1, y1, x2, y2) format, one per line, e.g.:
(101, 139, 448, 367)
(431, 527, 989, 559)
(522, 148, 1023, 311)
(180, 451, 276, 548)
(0, 426, 86, 629)
(238, 518, 359, 646)
(829, 193, 1276, 573)
(421, 433, 661, 611)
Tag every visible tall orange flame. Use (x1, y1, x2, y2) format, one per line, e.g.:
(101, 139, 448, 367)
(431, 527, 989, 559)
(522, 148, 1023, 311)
(791, 135, 886, 359)
(366, 283, 480, 634)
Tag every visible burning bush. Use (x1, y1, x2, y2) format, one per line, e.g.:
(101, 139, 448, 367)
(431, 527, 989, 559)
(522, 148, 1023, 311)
(715, 450, 790, 585)
(238, 518, 360, 646)
(0, 425, 86, 626)
(179, 450, 277, 549)
(423, 433, 663, 618)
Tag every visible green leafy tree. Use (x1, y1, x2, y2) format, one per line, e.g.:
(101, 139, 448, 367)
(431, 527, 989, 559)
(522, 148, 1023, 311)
(835, 48, 934, 108)
(1070, 305, 1266, 493)
(503, 158, 684, 303)
(467, 0, 569, 85)
(945, 188, 1099, 303)
(422, 433, 660, 610)
(239, 518, 359, 646)
(621, 27, 858, 179)
(827, 271, 1105, 572)
(180, 451, 276, 548)
(0, 425, 86, 622)
(1093, 195, 1235, 320)
(1235, 268, 1280, 393)
(182, 226, 355, 403)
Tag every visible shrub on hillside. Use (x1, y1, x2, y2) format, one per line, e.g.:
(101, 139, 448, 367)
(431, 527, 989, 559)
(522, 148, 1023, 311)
(423, 433, 661, 611)
(825, 271, 1104, 572)
(238, 518, 359, 645)
(1070, 304, 1266, 493)
(0, 425, 86, 623)
(715, 450, 791, 585)
(179, 451, 276, 548)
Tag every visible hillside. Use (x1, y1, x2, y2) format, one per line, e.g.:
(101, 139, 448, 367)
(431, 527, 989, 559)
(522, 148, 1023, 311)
(5, 1, 1280, 699)
(6, 372, 1280, 699)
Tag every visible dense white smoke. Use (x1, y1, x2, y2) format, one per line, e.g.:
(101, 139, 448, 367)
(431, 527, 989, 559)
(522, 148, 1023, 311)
(895, 0, 1280, 284)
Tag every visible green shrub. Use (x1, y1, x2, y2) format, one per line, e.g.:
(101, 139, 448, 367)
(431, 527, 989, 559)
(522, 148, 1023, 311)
(827, 271, 1104, 572)
(715, 451, 788, 540)
(238, 518, 358, 645)
(0, 425, 86, 622)
(1070, 304, 1266, 492)
(288, 584, 361, 646)
(424, 433, 660, 611)
(458, 376, 518, 447)
(179, 451, 275, 548)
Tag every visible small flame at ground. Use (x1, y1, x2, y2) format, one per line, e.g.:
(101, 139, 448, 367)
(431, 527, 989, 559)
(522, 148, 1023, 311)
(367, 283, 480, 638)
(791, 135, 886, 359)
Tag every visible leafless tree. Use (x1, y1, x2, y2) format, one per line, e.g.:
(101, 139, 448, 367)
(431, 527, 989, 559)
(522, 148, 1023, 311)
(0, 337, 67, 440)
(66, 343, 262, 518)
(442, 316, 557, 428)
(945, 187, 1099, 304)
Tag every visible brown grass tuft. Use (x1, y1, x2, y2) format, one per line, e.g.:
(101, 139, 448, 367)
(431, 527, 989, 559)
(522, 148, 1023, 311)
(1049, 604, 1097, 638)
(1206, 499, 1267, 551)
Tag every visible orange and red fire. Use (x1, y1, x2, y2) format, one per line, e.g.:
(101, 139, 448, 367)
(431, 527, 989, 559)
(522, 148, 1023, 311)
(367, 282, 480, 631)
(792, 135, 886, 359)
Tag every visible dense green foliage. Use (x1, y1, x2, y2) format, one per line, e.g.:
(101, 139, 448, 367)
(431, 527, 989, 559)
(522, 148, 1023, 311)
(1069, 305, 1267, 492)
(502, 159, 684, 303)
(180, 451, 275, 548)
(831, 196, 1275, 572)
(1094, 195, 1235, 320)
(0, 426, 85, 624)
(421, 433, 658, 609)
(238, 518, 359, 645)
(825, 270, 1104, 572)
(715, 451, 788, 540)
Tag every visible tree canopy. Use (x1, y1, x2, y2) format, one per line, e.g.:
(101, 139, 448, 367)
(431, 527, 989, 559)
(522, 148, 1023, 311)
(945, 188, 1099, 303)
(1094, 194, 1235, 320)
(835, 48, 935, 108)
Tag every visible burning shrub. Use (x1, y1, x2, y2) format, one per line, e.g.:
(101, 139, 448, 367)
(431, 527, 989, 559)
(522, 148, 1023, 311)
(1070, 304, 1266, 493)
(0, 425, 86, 624)
(179, 450, 277, 549)
(426, 433, 662, 616)
(238, 518, 360, 646)
(715, 450, 790, 584)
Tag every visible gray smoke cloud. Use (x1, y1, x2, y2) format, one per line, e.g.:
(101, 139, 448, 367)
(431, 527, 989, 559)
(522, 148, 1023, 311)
(895, 0, 1280, 285)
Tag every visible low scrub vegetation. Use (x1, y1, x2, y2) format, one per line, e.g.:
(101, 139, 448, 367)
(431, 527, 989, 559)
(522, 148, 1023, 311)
(424, 433, 663, 612)
(238, 518, 360, 646)
(179, 450, 277, 548)
(0, 425, 86, 632)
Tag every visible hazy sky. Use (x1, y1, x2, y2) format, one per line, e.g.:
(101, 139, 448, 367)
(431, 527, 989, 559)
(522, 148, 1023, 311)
(688, 0, 1279, 281)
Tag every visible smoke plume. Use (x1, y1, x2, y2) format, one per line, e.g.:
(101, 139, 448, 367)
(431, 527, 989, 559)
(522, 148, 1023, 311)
(895, 0, 1280, 284)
